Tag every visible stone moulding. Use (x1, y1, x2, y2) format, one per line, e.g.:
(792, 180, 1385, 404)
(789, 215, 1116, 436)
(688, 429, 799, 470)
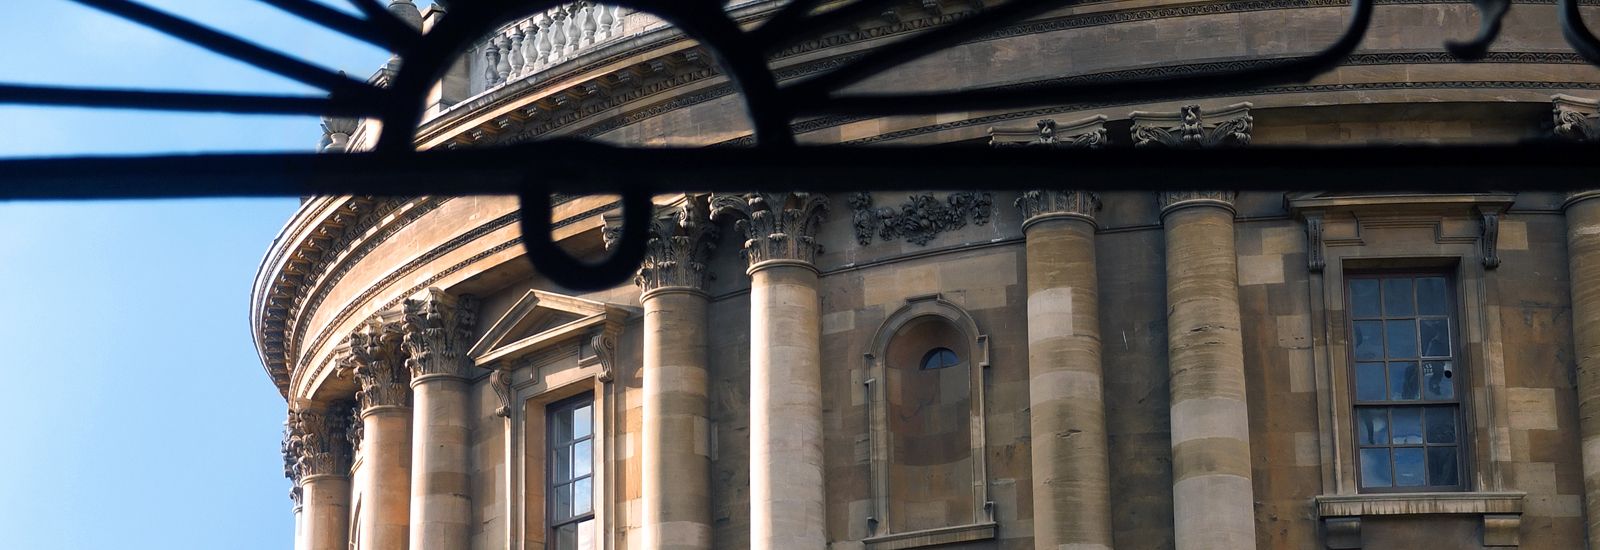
(861, 522, 997, 550)
(848, 191, 994, 247)
(1132, 102, 1253, 148)
(988, 115, 1107, 148)
(1313, 492, 1525, 549)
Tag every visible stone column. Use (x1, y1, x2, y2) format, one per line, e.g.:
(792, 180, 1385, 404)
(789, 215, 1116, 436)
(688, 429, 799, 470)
(1567, 191, 1600, 548)
(711, 192, 830, 550)
(609, 196, 720, 550)
(288, 403, 355, 550)
(1017, 190, 1114, 550)
(350, 315, 413, 550)
(402, 289, 477, 550)
(1159, 191, 1256, 550)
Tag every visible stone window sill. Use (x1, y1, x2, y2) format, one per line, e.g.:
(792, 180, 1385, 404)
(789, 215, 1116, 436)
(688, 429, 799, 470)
(1313, 492, 1524, 548)
(862, 522, 997, 550)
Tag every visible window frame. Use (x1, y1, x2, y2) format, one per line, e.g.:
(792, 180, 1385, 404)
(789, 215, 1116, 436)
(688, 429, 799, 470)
(546, 393, 597, 550)
(1342, 271, 1470, 493)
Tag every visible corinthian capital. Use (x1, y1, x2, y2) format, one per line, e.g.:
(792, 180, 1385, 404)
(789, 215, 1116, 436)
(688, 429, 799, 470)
(604, 195, 720, 293)
(402, 289, 478, 380)
(349, 314, 410, 410)
(287, 402, 355, 480)
(710, 192, 830, 268)
(1016, 190, 1100, 229)
(1158, 191, 1238, 217)
(1132, 103, 1252, 148)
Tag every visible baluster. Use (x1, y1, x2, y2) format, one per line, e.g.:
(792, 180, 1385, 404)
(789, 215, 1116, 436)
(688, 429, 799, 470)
(547, 7, 568, 65)
(494, 35, 513, 83)
(506, 27, 525, 78)
(482, 44, 501, 87)
(561, 5, 580, 58)
(610, 5, 624, 35)
(577, 2, 596, 49)
(594, 3, 613, 43)
(521, 20, 540, 73)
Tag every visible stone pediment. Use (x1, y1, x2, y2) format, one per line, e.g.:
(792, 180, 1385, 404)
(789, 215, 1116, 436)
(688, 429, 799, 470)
(468, 289, 629, 367)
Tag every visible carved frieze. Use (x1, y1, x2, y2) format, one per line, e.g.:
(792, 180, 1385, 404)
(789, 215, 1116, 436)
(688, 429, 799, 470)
(604, 194, 719, 292)
(402, 289, 478, 380)
(710, 192, 830, 267)
(989, 116, 1107, 148)
(349, 314, 410, 410)
(286, 402, 355, 480)
(849, 192, 994, 246)
(1132, 103, 1252, 148)
(1015, 190, 1100, 227)
(1554, 94, 1600, 141)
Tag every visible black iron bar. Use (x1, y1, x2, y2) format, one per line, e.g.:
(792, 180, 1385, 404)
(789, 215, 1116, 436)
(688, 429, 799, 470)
(258, 0, 420, 51)
(0, 84, 379, 116)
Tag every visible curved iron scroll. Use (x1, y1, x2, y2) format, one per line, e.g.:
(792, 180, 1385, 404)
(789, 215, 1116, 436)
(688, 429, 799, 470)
(0, 0, 1584, 290)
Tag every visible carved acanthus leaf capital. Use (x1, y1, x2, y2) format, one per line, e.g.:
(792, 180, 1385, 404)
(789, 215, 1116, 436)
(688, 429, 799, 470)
(1132, 103, 1252, 148)
(1158, 191, 1238, 216)
(286, 402, 355, 481)
(1015, 190, 1100, 227)
(709, 192, 830, 267)
(606, 195, 719, 292)
(349, 314, 410, 410)
(402, 289, 478, 380)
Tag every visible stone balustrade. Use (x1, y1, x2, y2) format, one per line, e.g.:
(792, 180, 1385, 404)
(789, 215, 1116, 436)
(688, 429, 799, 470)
(470, 3, 630, 93)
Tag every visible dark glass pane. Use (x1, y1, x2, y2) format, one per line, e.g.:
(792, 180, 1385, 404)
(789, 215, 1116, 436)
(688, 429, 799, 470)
(1353, 321, 1383, 361)
(1423, 361, 1455, 399)
(1356, 363, 1387, 402)
(1350, 279, 1381, 317)
(1391, 407, 1423, 444)
(574, 405, 592, 439)
(553, 483, 572, 521)
(553, 408, 573, 443)
(576, 519, 594, 550)
(1384, 278, 1415, 316)
(1426, 406, 1457, 444)
(1417, 277, 1448, 316)
(1420, 319, 1451, 357)
(1385, 320, 1417, 359)
(1428, 446, 1460, 486)
(555, 522, 577, 550)
(573, 477, 593, 515)
(554, 446, 572, 482)
(1360, 448, 1392, 488)
(921, 348, 959, 370)
(1357, 407, 1389, 445)
(1394, 448, 1426, 487)
(1389, 361, 1420, 400)
(573, 440, 592, 478)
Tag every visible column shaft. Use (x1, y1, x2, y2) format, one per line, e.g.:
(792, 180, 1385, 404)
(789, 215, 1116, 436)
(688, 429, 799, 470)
(410, 377, 472, 549)
(1567, 196, 1600, 548)
(750, 263, 825, 549)
(1025, 216, 1113, 549)
(642, 289, 714, 550)
(302, 476, 352, 550)
(1163, 204, 1256, 550)
(361, 409, 413, 550)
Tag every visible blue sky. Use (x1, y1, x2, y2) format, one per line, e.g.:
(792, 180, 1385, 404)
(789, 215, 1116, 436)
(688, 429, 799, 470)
(0, 1, 419, 548)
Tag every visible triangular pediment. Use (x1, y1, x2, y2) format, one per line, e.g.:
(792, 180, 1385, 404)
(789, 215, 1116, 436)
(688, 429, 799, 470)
(468, 290, 629, 366)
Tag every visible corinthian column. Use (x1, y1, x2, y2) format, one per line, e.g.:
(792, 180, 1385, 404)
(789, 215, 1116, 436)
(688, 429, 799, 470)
(349, 314, 413, 550)
(1016, 190, 1113, 550)
(402, 289, 476, 550)
(608, 196, 720, 550)
(1567, 191, 1600, 548)
(711, 192, 829, 550)
(288, 402, 355, 550)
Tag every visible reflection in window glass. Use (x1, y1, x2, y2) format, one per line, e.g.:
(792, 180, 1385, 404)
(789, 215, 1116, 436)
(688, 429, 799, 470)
(1394, 448, 1427, 486)
(1419, 319, 1450, 357)
(1389, 362, 1420, 400)
(1390, 407, 1423, 444)
(1355, 363, 1387, 401)
(550, 395, 595, 550)
(1357, 408, 1388, 445)
(1385, 320, 1417, 359)
(1353, 321, 1383, 361)
(921, 348, 961, 370)
(1360, 448, 1392, 488)
(1423, 361, 1454, 399)
(1383, 278, 1414, 316)
(1350, 279, 1381, 317)
(1417, 277, 1448, 315)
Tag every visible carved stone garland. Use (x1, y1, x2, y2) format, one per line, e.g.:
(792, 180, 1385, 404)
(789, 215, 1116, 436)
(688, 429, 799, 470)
(348, 315, 410, 410)
(849, 192, 994, 246)
(604, 194, 720, 292)
(402, 289, 478, 380)
(710, 192, 830, 267)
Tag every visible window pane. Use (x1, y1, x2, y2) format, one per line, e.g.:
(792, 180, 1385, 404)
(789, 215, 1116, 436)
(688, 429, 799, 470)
(1385, 320, 1418, 359)
(1417, 277, 1448, 316)
(1394, 448, 1426, 487)
(554, 522, 577, 550)
(1426, 406, 1457, 444)
(574, 405, 592, 439)
(1353, 321, 1383, 361)
(553, 408, 573, 443)
(1356, 363, 1387, 402)
(573, 477, 593, 516)
(1357, 407, 1389, 445)
(1350, 279, 1381, 317)
(1419, 319, 1450, 357)
(553, 483, 572, 521)
(1428, 446, 1460, 486)
(1360, 448, 1393, 488)
(1389, 361, 1420, 400)
(1391, 407, 1423, 444)
(1383, 278, 1415, 316)
(1423, 361, 1455, 399)
(573, 440, 592, 478)
(554, 446, 572, 482)
(577, 519, 594, 550)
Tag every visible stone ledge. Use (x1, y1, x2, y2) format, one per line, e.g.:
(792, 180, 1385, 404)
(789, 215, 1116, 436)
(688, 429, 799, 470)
(1314, 491, 1525, 517)
(861, 522, 997, 550)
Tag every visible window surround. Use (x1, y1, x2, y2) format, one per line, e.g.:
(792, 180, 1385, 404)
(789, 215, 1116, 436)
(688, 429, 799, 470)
(1287, 192, 1526, 548)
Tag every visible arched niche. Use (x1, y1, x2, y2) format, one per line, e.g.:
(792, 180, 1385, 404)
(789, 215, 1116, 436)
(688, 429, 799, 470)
(864, 294, 993, 541)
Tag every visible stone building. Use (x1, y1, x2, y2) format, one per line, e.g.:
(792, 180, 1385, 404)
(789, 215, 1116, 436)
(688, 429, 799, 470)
(257, 1, 1600, 549)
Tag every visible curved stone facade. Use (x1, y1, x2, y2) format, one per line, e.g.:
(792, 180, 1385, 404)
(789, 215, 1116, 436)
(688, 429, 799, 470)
(256, 1, 1600, 549)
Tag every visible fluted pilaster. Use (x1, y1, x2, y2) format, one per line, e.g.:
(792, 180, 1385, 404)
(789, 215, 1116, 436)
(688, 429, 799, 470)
(712, 192, 829, 550)
(402, 289, 477, 550)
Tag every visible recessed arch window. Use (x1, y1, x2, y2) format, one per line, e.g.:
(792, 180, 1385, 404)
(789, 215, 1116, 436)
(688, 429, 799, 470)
(920, 347, 961, 370)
